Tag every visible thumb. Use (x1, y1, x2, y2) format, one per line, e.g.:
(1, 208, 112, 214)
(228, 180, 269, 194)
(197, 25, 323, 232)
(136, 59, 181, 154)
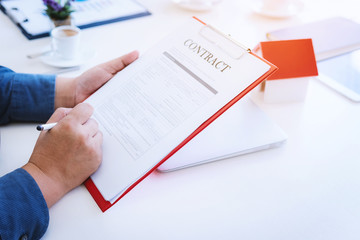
(100, 50, 139, 75)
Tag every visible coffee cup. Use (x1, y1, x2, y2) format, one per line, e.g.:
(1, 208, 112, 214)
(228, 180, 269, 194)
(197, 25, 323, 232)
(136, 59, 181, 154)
(254, 0, 303, 17)
(51, 25, 81, 60)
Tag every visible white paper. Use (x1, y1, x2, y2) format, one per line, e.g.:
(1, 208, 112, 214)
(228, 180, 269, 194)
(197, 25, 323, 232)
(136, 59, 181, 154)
(157, 97, 287, 172)
(85, 19, 271, 202)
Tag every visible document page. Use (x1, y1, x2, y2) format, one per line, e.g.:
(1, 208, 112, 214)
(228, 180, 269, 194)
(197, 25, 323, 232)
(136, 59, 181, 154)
(85, 18, 271, 202)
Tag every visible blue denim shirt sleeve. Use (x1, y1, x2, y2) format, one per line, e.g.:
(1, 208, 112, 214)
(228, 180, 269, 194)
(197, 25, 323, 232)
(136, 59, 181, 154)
(0, 66, 55, 125)
(0, 168, 49, 240)
(0, 66, 53, 239)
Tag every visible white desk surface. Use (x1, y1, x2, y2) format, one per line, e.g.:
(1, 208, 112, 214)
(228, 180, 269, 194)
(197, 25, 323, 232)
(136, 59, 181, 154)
(1, 0, 360, 239)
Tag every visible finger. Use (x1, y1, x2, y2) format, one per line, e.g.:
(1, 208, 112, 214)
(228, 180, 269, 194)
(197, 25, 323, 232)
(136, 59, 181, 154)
(92, 130, 103, 153)
(93, 130, 103, 146)
(99, 50, 139, 75)
(91, 131, 103, 169)
(82, 118, 99, 138)
(47, 107, 72, 123)
(67, 103, 94, 125)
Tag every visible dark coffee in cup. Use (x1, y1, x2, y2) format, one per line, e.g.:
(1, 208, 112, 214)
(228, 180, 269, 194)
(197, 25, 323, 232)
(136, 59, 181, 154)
(51, 26, 81, 59)
(62, 29, 79, 37)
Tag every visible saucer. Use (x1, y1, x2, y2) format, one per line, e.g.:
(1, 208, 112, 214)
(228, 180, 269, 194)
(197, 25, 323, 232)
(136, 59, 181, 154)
(172, 0, 222, 11)
(252, 0, 303, 18)
(40, 46, 96, 68)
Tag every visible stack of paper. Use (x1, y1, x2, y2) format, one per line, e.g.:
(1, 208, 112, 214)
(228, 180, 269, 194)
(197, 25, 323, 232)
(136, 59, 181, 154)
(266, 17, 360, 61)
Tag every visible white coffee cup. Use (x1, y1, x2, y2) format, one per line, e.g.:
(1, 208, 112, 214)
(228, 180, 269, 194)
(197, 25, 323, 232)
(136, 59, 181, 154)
(254, 0, 303, 17)
(51, 25, 81, 60)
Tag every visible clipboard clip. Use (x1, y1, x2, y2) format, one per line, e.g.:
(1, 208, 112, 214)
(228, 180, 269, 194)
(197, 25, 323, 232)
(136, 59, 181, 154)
(7, 7, 29, 24)
(199, 24, 251, 60)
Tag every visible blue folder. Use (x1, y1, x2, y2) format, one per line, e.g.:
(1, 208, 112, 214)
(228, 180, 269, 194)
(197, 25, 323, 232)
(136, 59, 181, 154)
(0, 0, 151, 40)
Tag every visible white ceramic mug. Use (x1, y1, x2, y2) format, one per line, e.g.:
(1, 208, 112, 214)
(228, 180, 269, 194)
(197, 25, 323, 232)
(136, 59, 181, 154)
(51, 25, 81, 60)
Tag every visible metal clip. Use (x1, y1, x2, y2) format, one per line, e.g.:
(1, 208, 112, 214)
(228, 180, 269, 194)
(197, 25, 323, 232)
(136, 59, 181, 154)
(199, 25, 251, 59)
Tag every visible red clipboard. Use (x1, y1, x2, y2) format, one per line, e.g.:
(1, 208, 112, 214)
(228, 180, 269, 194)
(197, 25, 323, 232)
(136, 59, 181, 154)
(85, 17, 278, 212)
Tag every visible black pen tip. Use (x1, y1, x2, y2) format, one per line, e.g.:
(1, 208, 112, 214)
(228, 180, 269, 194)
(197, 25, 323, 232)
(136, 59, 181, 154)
(36, 125, 42, 131)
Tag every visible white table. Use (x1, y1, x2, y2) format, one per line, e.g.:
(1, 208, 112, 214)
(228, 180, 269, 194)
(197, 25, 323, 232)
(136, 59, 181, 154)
(1, 0, 360, 239)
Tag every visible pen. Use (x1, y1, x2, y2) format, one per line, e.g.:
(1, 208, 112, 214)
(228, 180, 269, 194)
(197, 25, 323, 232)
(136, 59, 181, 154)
(36, 122, 57, 131)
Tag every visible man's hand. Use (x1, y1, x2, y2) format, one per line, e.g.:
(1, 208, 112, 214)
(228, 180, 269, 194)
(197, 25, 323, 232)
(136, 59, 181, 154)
(23, 51, 139, 207)
(23, 103, 102, 207)
(54, 50, 139, 108)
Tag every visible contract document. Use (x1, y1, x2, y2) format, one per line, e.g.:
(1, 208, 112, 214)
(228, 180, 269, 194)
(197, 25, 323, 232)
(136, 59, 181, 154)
(84, 17, 277, 212)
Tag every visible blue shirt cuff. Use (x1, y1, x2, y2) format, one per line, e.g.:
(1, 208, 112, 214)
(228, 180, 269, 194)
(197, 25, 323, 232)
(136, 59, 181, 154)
(0, 168, 49, 240)
(12, 73, 55, 123)
(0, 66, 55, 124)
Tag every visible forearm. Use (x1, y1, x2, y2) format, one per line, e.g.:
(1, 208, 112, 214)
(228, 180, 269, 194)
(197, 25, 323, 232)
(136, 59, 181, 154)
(22, 162, 68, 208)
(54, 76, 76, 109)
